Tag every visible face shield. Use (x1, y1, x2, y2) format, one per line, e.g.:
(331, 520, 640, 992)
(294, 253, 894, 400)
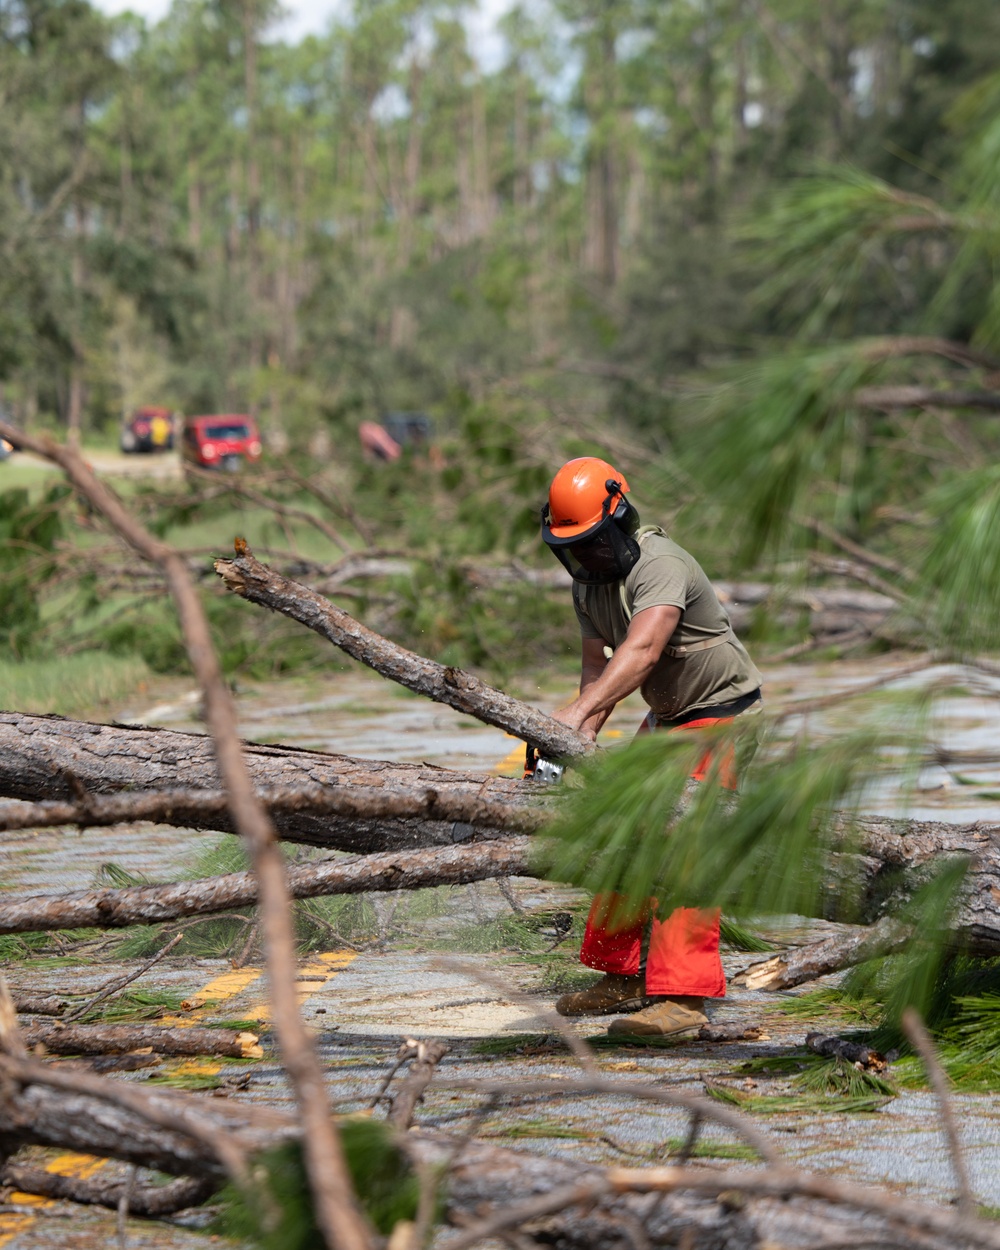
(542, 493, 641, 585)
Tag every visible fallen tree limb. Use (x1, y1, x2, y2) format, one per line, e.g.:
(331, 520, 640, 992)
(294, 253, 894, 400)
(0, 1163, 217, 1217)
(214, 542, 594, 762)
(0, 1052, 289, 1178)
(386, 1039, 451, 1130)
(902, 1007, 976, 1219)
(0, 781, 547, 837)
(0, 424, 375, 1250)
(10, 995, 67, 1017)
(734, 916, 912, 990)
(804, 1033, 886, 1068)
(20, 1022, 263, 1058)
(0, 837, 535, 933)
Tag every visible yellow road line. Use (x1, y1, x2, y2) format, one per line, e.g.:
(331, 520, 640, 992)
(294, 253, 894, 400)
(494, 733, 526, 777)
(256, 949, 357, 1024)
(180, 966, 264, 1011)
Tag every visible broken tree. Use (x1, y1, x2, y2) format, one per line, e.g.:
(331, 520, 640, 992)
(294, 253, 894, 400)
(3, 712, 1000, 967)
(0, 1049, 994, 1250)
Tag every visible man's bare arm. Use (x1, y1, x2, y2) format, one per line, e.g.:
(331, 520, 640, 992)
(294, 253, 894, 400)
(551, 605, 681, 737)
(576, 637, 611, 738)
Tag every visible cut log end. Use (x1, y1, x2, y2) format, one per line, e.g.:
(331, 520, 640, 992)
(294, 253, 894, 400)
(214, 559, 248, 596)
(236, 1031, 264, 1058)
(733, 956, 787, 991)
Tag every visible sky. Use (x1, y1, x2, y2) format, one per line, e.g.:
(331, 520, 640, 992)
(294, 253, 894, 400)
(92, 0, 515, 65)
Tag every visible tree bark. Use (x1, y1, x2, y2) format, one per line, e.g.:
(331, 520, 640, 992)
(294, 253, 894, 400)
(0, 712, 533, 854)
(213, 543, 594, 763)
(0, 838, 534, 934)
(734, 916, 911, 991)
(19, 1022, 263, 1059)
(0, 782, 546, 838)
(0, 1163, 217, 1217)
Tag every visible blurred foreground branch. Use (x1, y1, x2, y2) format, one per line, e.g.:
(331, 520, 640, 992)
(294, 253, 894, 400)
(0, 420, 376, 1250)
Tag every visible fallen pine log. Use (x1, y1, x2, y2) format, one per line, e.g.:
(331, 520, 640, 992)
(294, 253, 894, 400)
(734, 916, 912, 991)
(0, 1056, 297, 1177)
(11, 994, 67, 1017)
(0, 712, 536, 854)
(0, 782, 547, 837)
(19, 1022, 263, 1059)
(0, 1162, 216, 1217)
(0, 837, 535, 933)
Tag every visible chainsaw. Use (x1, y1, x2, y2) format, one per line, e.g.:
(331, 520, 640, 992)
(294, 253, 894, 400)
(523, 745, 565, 784)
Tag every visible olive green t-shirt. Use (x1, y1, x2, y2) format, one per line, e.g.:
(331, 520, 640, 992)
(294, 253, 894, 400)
(572, 531, 762, 720)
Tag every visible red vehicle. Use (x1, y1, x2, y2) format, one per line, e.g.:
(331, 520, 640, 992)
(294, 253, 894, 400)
(181, 414, 262, 472)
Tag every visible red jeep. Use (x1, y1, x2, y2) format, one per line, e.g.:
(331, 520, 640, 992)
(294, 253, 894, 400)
(181, 414, 262, 472)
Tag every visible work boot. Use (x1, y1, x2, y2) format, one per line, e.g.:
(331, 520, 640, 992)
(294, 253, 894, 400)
(606, 996, 708, 1038)
(554, 974, 649, 1017)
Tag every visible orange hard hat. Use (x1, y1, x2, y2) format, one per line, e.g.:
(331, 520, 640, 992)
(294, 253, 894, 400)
(545, 457, 630, 539)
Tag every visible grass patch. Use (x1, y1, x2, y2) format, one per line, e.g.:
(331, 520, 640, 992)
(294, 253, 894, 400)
(719, 917, 775, 952)
(661, 1136, 759, 1162)
(704, 1081, 891, 1115)
(485, 1118, 593, 1142)
(0, 652, 152, 717)
(78, 988, 186, 1023)
(470, 1034, 565, 1057)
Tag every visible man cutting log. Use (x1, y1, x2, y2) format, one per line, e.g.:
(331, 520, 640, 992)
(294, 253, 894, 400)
(538, 456, 763, 1038)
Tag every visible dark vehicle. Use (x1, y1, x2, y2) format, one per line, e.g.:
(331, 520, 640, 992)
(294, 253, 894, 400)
(358, 412, 434, 463)
(382, 411, 432, 448)
(182, 414, 262, 472)
(120, 406, 176, 453)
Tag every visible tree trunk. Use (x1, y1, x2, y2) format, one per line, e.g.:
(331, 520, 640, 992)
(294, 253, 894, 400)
(4, 714, 1000, 953)
(0, 712, 534, 854)
(0, 1162, 216, 1217)
(734, 915, 911, 991)
(19, 1021, 263, 1059)
(0, 837, 534, 934)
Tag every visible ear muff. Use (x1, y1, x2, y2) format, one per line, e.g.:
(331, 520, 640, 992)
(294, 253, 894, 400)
(544, 457, 630, 538)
